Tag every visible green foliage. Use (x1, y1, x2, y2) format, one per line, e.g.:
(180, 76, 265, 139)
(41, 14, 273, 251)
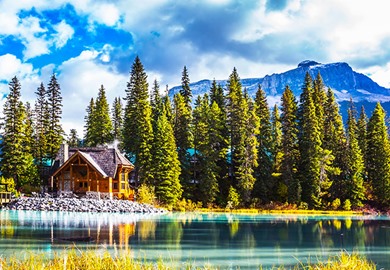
(253, 85, 273, 202)
(331, 198, 341, 210)
(173, 93, 193, 197)
(173, 199, 202, 212)
(111, 96, 123, 142)
(46, 73, 64, 163)
(151, 107, 182, 206)
(343, 199, 352, 211)
(0, 177, 17, 195)
(123, 56, 154, 184)
(94, 85, 114, 145)
(180, 66, 192, 107)
(136, 184, 155, 204)
(280, 86, 300, 204)
(67, 129, 80, 147)
(366, 103, 390, 206)
(298, 73, 323, 209)
(226, 186, 241, 209)
(0, 77, 38, 188)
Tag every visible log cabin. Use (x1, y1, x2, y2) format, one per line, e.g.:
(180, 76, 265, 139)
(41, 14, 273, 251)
(51, 144, 134, 199)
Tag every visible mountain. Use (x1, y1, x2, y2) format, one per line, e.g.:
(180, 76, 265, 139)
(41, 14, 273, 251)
(169, 60, 390, 117)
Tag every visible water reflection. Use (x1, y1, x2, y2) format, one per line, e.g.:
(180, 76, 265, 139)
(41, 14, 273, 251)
(0, 211, 389, 269)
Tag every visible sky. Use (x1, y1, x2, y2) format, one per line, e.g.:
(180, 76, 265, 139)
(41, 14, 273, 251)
(1, 0, 390, 136)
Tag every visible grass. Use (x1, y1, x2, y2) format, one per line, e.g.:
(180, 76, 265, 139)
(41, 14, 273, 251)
(0, 249, 376, 270)
(195, 208, 362, 216)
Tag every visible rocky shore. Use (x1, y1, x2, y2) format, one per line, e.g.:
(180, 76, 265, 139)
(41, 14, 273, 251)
(3, 193, 167, 213)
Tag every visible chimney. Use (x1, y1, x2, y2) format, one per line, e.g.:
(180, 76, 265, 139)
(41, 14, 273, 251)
(59, 143, 69, 165)
(64, 143, 69, 163)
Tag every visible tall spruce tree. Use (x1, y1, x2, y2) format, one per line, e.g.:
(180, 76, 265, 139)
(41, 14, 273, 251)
(0, 77, 38, 188)
(94, 85, 113, 145)
(46, 73, 63, 164)
(280, 86, 300, 203)
(111, 97, 123, 142)
(298, 73, 323, 208)
(67, 129, 80, 147)
(270, 105, 283, 201)
(123, 56, 153, 185)
(210, 79, 225, 109)
(366, 103, 390, 206)
(84, 98, 96, 146)
(312, 72, 327, 142)
(323, 88, 347, 203)
(180, 66, 192, 107)
(346, 105, 365, 207)
(151, 107, 182, 206)
(173, 93, 193, 198)
(253, 85, 273, 202)
(34, 82, 49, 179)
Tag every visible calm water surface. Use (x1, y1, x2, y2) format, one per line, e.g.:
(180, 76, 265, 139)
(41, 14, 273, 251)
(0, 210, 389, 269)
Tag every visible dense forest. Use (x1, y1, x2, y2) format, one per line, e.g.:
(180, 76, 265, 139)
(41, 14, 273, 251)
(1, 56, 390, 210)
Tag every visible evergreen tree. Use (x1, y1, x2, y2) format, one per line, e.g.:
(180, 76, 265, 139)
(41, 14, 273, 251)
(209, 79, 225, 109)
(34, 82, 49, 179)
(84, 98, 96, 146)
(123, 56, 153, 185)
(46, 73, 64, 164)
(0, 77, 38, 188)
(270, 105, 283, 201)
(298, 73, 322, 208)
(280, 86, 300, 203)
(111, 97, 123, 143)
(94, 85, 113, 145)
(180, 66, 192, 107)
(366, 103, 390, 206)
(152, 108, 182, 206)
(323, 88, 347, 203)
(173, 93, 193, 198)
(24, 102, 35, 155)
(151, 79, 164, 130)
(312, 72, 327, 142)
(253, 85, 273, 202)
(346, 105, 365, 207)
(226, 70, 259, 205)
(67, 129, 80, 147)
(163, 87, 173, 125)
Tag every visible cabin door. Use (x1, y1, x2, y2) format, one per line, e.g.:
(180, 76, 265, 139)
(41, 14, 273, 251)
(63, 171, 71, 191)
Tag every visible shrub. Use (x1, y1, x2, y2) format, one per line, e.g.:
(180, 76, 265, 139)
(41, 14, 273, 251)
(298, 201, 309, 210)
(136, 184, 155, 205)
(226, 186, 240, 210)
(173, 199, 201, 212)
(343, 199, 351, 211)
(331, 198, 341, 210)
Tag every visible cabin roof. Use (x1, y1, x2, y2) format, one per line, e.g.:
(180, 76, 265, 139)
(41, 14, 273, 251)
(52, 146, 134, 178)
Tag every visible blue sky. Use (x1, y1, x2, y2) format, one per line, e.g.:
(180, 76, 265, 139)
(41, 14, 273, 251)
(1, 0, 390, 135)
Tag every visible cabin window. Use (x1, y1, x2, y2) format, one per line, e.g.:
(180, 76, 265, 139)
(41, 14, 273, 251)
(121, 183, 125, 190)
(79, 182, 83, 188)
(113, 183, 118, 190)
(121, 172, 127, 181)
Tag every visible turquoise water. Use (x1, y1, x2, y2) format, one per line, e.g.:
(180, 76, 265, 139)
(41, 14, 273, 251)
(0, 210, 389, 269)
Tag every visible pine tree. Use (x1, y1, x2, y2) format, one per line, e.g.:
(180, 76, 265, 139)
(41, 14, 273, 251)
(111, 97, 123, 142)
(123, 56, 153, 185)
(151, 108, 182, 206)
(226, 70, 259, 205)
(0, 77, 38, 188)
(67, 129, 80, 147)
(210, 79, 225, 110)
(312, 72, 327, 142)
(24, 102, 35, 155)
(366, 103, 390, 206)
(151, 79, 164, 130)
(253, 85, 273, 202)
(84, 98, 96, 146)
(280, 86, 300, 203)
(298, 73, 322, 208)
(270, 105, 283, 200)
(163, 88, 173, 125)
(94, 85, 113, 145)
(346, 105, 365, 207)
(323, 88, 348, 203)
(180, 66, 192, 107)
(46, 73, 64, 164)
(173, 93, 193, 198)
(34, 82, 49, 179)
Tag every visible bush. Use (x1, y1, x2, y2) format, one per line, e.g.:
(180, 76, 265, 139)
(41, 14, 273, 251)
(298, 201, 309, 210)
(343, 199, 351, 211)
(226, 186, 240, 210)
(331, 198, 341, 210)
(136, 184, 155, 205)
(173, 199, 202, 212)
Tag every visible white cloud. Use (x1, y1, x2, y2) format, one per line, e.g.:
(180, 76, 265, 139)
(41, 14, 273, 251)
(53, 20, 75, 49)
(57, 49, 128, 136)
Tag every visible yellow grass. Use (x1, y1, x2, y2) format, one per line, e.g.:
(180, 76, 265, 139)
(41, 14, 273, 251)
(195, 208, 362, 216)
(0, 250, 376, 270)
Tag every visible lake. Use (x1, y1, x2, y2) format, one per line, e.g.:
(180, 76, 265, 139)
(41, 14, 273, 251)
(0, 210, 389, 269)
